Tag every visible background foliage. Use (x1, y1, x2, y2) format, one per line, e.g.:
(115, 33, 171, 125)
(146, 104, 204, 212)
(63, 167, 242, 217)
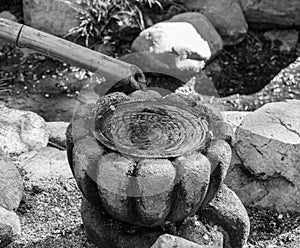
(64, 0, 162, 48)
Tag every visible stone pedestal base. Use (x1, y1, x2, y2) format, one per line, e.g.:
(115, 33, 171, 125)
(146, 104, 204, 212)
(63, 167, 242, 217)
(81, 198, 223, 248)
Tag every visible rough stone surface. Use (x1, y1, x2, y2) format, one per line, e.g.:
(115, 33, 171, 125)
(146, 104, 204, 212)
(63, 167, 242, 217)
(23, 0, 81, 36)
(167, 153, 210, 222)
(183, 0, 248, 46)
(81, 197, 163, 248)
(72, 137, 103, 206)
(263, 29, 299, 53)
(128, 13, 222, 81)
(0, 206, 21, 247)
(151, 234, 206, 248)
(0, 105, 48, 155)
(0, 157, 23, 211)
(201, 139, 232, 210)
(46, 121, 69, 147)
(239, 0, 300, 29)
(201, 184, 250, 248)
(225, 100, 300, 212)
(18, 147, 73, 180)
(81, 197, 224, 248)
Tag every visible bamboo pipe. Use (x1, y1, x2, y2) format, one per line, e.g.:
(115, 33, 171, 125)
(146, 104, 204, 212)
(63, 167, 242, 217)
(0, 18, 146, 89)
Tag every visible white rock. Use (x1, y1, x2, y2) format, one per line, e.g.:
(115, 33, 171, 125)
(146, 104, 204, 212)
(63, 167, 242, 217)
(151, 234, 205, 248)
(133, 22, 211, 59)
(126, 13, 222, 81)
(0, 105, 48, 155)
(18, 147, 73, 180)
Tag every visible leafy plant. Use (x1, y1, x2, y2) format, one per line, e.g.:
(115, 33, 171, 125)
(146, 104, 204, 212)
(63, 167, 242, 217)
(62, 0, 162, 48)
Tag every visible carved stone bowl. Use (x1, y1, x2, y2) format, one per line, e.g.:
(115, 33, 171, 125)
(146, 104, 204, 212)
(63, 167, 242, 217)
(66, 90, 249, 247)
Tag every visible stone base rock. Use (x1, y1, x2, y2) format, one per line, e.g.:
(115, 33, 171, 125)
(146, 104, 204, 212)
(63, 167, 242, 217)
(200, 184, 250, 248)
(81, 198, 224, 248)
(81, 198, 163, 248)
(225, 100, 300, 212)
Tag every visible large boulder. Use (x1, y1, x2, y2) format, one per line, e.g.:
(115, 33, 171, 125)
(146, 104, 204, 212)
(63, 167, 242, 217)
(225, 100, 300, 212)
(0, 105, 48, 155)
(183, 0, 248, 46)
(239, 0, 300, 29)
(23, 0, 81, 36)
(127, 13, 222, 81)
(0, 157, 23, 211)
(18, 147, 73, 181)
(0, 206, 21, 247)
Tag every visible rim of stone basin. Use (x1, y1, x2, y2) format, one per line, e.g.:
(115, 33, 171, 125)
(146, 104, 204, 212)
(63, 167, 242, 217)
(91, 99, 210, 158)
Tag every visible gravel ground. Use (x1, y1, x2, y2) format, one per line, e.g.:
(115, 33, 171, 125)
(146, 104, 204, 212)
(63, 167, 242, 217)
(9, 169, 96, 248)
(7, 163, 300, 248)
